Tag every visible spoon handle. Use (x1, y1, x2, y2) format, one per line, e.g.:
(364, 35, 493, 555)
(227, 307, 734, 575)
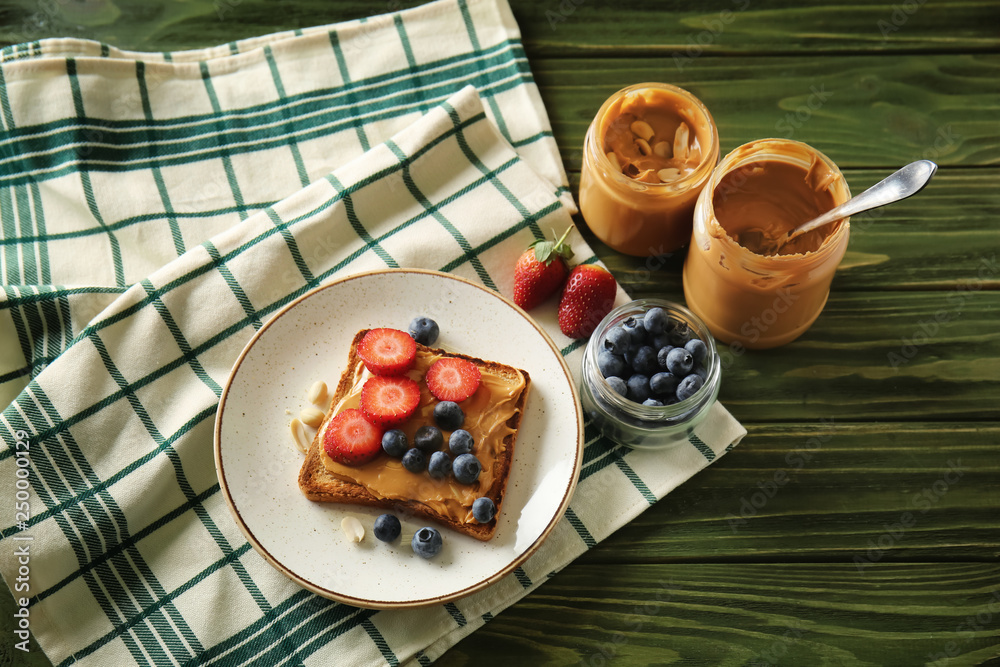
(787, 160, 938, 241)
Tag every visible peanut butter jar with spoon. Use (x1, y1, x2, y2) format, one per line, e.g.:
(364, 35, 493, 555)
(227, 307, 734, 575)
(682, 139, 852, 349)
(579, 83, 719, 256)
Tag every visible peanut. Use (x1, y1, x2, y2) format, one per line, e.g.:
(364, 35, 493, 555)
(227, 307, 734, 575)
(289, 418, 309, 453)
(300, 405, 325, 428)
(657, 168, 682, 182)
(629, 119, 655, 142)
(673, 122, 690, 162)
(306, 380, 328, 406)
(341, 516, 365, 543)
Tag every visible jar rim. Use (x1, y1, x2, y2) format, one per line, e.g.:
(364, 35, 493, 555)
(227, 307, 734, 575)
(701, 138, 851, 263)
(586, 82, 721, 193)
(584, 298, 721, 422)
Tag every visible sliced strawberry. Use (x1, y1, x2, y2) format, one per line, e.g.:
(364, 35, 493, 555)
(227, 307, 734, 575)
(425, 357, 481, 402)
(358, 328, 417, 376)
(323, 408, 384, 466)
(360, 376, 421, 427)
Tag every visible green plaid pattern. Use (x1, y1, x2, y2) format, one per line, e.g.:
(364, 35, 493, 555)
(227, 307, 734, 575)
(0, 1, 745, 664)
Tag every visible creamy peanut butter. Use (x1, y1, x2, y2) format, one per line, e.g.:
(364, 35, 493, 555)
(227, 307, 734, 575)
(319, 349, 525, 524)
(579, 83, 718, 256)
(715, 157, 839, 256)
(683, 139, 851, 349)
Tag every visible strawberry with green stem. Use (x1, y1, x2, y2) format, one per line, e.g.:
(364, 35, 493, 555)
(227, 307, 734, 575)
(513, 227, 575, 310)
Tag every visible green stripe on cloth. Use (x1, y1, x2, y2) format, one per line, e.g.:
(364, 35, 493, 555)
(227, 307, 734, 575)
(564, 506, 597, 548)
(66, 58, 125, 288)
(613, 451, 657, 505)
(29, 181, 51, 284)
(689, 433, 717, 462)
(199, 61, 250, 221)
(263, 45, 311, 189)
(363, 618, 400, 667)
(444, 602, 467, 627)
(137, 61, 186, 258)
(327, 29, 372, 152)
(393, 14, 430, 115)
(0, 62, 15, 130)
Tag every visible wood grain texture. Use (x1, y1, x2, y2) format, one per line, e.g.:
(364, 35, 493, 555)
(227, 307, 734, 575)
(537, 54, 1000, 169)
(436, 563, 1000, 666)
(584, 423, 1000, 562)
(3, 0, 1000, 55)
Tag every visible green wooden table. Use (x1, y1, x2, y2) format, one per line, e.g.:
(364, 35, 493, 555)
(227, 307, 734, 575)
(2, 1, 998, 665)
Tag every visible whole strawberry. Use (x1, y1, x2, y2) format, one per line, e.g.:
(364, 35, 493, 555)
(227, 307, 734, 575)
(512, 227, 574, 310)
(558, 264, 617, 339)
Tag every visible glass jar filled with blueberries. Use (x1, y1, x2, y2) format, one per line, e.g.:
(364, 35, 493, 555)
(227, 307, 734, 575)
(580, 299, 721, 449)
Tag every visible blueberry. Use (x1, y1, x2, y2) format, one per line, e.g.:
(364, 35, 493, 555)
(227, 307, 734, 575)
(427, 451, 452, 479)
(669, 321, 691, 346)
(598, 350, 628, 379)
(472, 497, 496, 523)
(665, 348, 694, 376)
(651, 332, 673, 350)
(382, 429, 408, 458)
(626, 374, 651, 403)
(631, 345, 659, 376)
(603, 326, 630, 355)
(434, 401, 464, 430)
(449, 429, 474, 455)
(642, 398, 664, 407)
(401, 448, 426, 473)
(643, 307, 670, 335)
(373, 514, 401, 542)
(411, 526, 443, 559)
(408, 316, 439, 346)
(693, 365, 708, 381)
(453, 453, 482, 484)
(685, 338, 708, 365)
(676, 374, 704, 401)
(607, 376, 628, 397)
(414, 425, 443, 452)
(650, 372, 680, 396)
(624, 343, 640, 367)
(656, 345, 675, 369)
(621, 316, 646, 344)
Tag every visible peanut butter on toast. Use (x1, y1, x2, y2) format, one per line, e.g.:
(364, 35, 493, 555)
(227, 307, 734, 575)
(298, 330, 530, 541)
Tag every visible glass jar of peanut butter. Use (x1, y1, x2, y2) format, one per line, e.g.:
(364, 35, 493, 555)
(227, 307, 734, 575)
(682, 139, 852, 349)
(579, 83, 719, 257)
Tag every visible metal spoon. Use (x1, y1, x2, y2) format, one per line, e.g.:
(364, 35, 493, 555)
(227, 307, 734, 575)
(739, 159, 938, 255)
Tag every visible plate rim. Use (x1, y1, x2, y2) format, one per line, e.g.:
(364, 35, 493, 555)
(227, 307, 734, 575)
(214, 268, 584, 609)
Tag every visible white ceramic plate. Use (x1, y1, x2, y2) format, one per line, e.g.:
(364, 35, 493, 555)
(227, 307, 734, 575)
(215, 269, 583, 608)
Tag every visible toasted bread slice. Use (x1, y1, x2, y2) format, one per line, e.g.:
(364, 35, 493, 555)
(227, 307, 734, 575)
(298, 329, 530, 541)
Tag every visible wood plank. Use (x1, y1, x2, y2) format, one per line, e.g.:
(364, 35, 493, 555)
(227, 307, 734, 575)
(714, 291, 999, 422)
(577, 167, 1000, 291)
(3, 1, 999, 55)
(437, 563, 1000, 666)
(586, 422, 1000, 562)
(515, 1, 1000, 57)
(536, 54, 1000, 169)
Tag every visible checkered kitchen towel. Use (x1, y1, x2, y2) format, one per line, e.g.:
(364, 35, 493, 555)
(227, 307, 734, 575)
(0, 1, 746, 665)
